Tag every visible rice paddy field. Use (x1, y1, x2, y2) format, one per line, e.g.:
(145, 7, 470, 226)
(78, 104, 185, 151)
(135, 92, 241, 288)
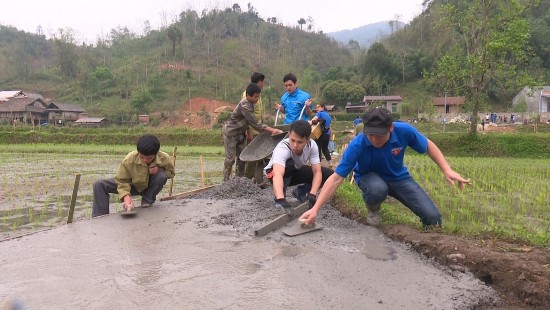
(1, 144, 549, 246)
(0, 145, 224, 239)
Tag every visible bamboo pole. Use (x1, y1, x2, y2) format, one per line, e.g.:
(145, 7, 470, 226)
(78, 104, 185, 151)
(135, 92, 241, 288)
(169, 146, 177, 196)
(160, 185, 217, 201)
(200, 155, 205, 188)
(67, 173, 81, 224)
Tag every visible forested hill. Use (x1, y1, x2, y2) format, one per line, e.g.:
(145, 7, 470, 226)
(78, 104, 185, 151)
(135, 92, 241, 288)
(0, 6, 352, 119)
(377, 0, 550, 110)
(2, 1, 550, 125)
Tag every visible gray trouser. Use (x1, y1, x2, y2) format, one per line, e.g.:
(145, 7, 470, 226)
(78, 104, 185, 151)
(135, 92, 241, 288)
(92, 170, 168, 217)
(223, 133, 246, 181)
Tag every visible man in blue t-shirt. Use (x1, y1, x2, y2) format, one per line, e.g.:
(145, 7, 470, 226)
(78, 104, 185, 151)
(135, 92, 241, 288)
(274, 73, 312, 124)
(299, 107, 471, 228)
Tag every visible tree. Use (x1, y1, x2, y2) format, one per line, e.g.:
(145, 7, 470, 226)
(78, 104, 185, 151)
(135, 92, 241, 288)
(361, 43, 399, 89)
(54, 28, 79, 78)
(131, 89, 153, 113)
(166, 25, 183, 58)
(298, 18, 306, 30)
(426, 0, 538, 133)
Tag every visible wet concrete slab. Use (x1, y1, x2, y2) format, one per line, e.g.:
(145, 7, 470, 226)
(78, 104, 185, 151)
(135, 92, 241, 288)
(1, 195, 498, 309)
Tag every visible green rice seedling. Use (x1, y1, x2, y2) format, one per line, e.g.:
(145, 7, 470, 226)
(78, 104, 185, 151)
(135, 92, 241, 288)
(27, 206, 35, 222)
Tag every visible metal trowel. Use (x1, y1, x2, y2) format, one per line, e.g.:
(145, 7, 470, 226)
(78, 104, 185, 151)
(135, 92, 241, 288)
(281, 220, 323, 236)
(120, 204, 137, 217)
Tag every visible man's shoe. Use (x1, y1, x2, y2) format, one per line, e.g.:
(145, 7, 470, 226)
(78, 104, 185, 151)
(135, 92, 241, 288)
(140, 203, 152, 208)
(291, 187, 308, 203)
(366, 210, 381, 226)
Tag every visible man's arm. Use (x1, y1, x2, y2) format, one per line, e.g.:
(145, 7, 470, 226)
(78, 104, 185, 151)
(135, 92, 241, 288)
(304, 98, 312, 116)
(241, 103, 267, 133)
(114, 162, 135, 210)
(271, 163, 286, 199)
(310, 163, 322, 195)
(426, 139, 471, 189)
(300, 173, 344, 225)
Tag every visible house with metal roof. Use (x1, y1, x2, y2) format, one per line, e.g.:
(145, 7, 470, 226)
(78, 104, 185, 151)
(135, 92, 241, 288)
(345, 96, 403, 113)
(433, 96, 466, 114)
(74, 117, 107, 127)
(513, 86, 550, 113)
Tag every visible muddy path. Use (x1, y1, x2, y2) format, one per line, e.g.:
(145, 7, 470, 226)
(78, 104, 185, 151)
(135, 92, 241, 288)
(1, 178, 498, 309)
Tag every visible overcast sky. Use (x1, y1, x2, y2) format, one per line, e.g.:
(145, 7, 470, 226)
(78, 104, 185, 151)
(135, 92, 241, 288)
(1, 0, 425, 43)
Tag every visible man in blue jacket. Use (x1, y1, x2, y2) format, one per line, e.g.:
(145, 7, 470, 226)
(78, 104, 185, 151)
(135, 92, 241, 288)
(300, 107, 471, 228)
(274, 73, 312, 124)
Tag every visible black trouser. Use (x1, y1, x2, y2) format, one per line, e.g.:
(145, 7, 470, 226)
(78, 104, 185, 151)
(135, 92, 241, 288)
(92, 170, 168, 217)
(315, 133, 331, 161)
(268, 159, 334, 197)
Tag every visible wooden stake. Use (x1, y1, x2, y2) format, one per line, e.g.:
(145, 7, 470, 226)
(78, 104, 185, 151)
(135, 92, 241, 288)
(67, 173, 81, 224)
(200, 155, 205, 188)
(160, 185, 217, 201)
(169, 146, 177, 196)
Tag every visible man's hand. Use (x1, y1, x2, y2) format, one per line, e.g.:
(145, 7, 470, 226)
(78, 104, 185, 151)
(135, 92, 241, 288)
(443, 169, 472, 190)
(307, 193, 317, 209)
(300, 208, 318, 226)
(274, 102, 282, 111)
(270, 128, 284, 135)
(123, 195, 134, 211)
(148, 163, 159, 175)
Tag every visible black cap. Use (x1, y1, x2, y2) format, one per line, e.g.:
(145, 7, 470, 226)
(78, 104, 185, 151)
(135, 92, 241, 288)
(362, 107, 393, 136)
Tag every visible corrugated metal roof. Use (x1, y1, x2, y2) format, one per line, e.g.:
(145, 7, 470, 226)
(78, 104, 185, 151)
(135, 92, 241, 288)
(363, 96, 403, 101)
(0, 90, 24, 100)
(74, 117, 106, 123)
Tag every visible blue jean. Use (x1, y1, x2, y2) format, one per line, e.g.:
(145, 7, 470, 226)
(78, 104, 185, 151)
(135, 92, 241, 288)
(356, 172, 442, 226)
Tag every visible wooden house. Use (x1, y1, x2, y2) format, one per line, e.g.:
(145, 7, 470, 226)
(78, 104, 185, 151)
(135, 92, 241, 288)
(433, 96, 465, 114)
(0, 91, 48, 125)
(46, 102, 87, 124)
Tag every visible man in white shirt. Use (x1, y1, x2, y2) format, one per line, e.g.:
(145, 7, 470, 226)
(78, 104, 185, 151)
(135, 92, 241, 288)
(264, 120, 334, 215)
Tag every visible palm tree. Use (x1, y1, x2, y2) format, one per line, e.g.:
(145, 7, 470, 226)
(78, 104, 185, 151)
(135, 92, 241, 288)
(298, 18, 306, 30)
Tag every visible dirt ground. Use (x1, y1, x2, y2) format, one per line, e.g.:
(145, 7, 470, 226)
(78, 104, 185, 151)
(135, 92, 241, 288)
(335, 200, 550, 309)
(477, 122, 518, 133)
(157, 97, 235, 129)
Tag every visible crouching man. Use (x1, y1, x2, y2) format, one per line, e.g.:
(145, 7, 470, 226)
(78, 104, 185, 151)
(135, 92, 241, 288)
(264, 120, 334, 215)
(92, 135, 175, 217)
(300, 107, 471, 228)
